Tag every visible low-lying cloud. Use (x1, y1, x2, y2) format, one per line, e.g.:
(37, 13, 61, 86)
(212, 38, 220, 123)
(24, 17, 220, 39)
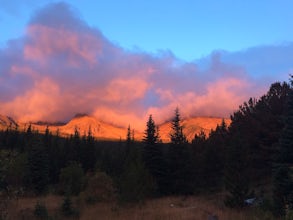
(0, 2, 291, 130)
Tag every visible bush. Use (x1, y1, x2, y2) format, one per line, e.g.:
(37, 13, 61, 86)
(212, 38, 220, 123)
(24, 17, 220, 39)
(119, 159, 155, 203)
(59, 162, 85, 196)
(84, 171, 116, 204)
(61, 196, 79, 217)
(34, 202, 49, 219)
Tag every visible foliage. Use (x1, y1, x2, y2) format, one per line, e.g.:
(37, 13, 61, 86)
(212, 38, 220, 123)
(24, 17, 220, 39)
(224, 137, 252, 208)
(143, 115, 168, 195)
(61, 195, 79, 217)
(80, 128, 96, 172)
(272, 165, 292, 216)
(170, 108, 188, 145)
(119, 143, 156, 202)
(273, 76, 293, 217)
(126, 125, 133, 145)
(84, 171, 116, 203)
(168, 108, 193, 194)
(59, 162, 85, 196)
(28, 138, 49, 194)
(34, 201, 49, 219)
(229, 82, 291, 180)
(119, 162, 155, 203)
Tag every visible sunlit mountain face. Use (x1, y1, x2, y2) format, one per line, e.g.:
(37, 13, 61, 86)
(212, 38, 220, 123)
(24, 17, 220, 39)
(0, 114, 230, 143)
(0, 3, 290, 131)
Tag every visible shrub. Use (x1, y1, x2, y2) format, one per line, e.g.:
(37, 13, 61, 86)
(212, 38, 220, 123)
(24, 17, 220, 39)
(61, 196, 79, 217)
(59, 162, 85, 196)
(84, 171, 116, 204)
(119, 159, 155, 203)
(34, 202, 49, 219)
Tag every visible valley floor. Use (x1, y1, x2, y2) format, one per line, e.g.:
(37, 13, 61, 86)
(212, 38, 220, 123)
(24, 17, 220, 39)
(2, 194, 276, 220)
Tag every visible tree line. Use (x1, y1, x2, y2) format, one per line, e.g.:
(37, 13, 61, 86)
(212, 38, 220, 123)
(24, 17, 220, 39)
(0, 76, 292, 218)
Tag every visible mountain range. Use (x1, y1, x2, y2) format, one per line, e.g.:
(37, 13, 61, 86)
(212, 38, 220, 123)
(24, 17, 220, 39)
(0, 114, 230, 143)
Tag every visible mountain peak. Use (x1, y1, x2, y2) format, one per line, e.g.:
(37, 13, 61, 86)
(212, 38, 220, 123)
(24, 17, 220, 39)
(73, 113, 90, 119)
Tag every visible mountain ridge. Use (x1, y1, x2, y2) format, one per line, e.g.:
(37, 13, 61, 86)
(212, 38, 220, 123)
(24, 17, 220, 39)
(0, 114, 231, 142)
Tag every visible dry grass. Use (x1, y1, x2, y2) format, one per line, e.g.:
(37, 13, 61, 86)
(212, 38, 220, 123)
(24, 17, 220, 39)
(3, 194, 275, 220)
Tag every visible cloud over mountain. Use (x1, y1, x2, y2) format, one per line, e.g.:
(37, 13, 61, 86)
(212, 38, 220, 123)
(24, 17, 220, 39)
(0, 2, 291, 130)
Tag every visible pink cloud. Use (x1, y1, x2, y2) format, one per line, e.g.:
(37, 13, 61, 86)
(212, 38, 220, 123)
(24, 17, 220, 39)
(104, 78, 149, 103)
(0, 2, 283, 130)
(2, 78, 60, 122)
(24, 25, 101, 65)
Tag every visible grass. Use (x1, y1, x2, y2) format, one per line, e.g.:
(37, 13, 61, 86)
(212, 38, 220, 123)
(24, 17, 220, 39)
(3, 194, 277, 220)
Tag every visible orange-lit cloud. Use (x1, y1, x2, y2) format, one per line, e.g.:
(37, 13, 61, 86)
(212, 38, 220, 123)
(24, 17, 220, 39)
(0, 2, 290, 130)
(24, 25, 101, 65)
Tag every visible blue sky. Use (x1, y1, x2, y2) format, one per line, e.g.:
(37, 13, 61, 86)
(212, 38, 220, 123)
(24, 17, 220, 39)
(1, 0, 293, 61)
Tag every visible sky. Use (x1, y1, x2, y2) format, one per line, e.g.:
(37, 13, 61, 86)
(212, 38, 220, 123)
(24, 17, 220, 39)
(1, 0, 293, 60)
(0, 1, 292, 129)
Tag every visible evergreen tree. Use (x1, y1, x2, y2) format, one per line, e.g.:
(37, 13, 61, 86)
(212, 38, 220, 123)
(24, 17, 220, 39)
(170, 108, 187, 145)
(67, 127, 81, 163)
(119, 154, 155, 202)
(224, 137, 252, 208)
(273, 76, 293, 217)
(143, 115, 158, 145)
(143, 115, 168, 195)
(277, 77, 293, 164)
(229, 82, 291, 181)
(168, 108, 192, 194)
(126, 125, 132, 146)
(81, 127, 96, 172)
(202, 121, 228, 190)
(61, 195, 77, 216)
(119, 132, 155, 202)
(272, 165, 293, 216)
(28, 137, 49, 194)
(192, 130, 206, 145)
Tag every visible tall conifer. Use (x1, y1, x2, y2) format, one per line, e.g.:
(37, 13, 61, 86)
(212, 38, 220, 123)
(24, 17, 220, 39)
(28, 137, 49, 194)
(168, 108, 192, 195)
(273, 75, 293, 216)
(143, 115, 167, 195)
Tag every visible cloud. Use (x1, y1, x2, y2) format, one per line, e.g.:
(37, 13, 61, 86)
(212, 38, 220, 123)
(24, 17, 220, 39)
(0, 2, 291, 130)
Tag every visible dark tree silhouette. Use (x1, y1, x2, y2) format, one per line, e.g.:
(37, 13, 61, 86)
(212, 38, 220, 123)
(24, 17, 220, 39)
(143, 115, 167, 195)
(28, 137, 49, 194)
(168, 108, 192, 195)
(273, 76, 293, 216)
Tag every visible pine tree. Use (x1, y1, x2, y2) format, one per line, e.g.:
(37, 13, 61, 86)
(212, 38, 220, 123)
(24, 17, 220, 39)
(278, 76, 293, 164)
(224, 136, 251, 208)
(119, 123, 156, 202)
(272, 165, 292, 216)
(143, 115, 158, 145)
(68, 127, 81, 163)
(273, 75, 293, 217)
(202, 120, 228, 190)
(168, 108, 192, 195)
(143, 115, 168, 195)
(81, 127, 96, 172)
(170, 108, 187, 145)
(28, 137, 49, 194)
(126, 125, 132, 146)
